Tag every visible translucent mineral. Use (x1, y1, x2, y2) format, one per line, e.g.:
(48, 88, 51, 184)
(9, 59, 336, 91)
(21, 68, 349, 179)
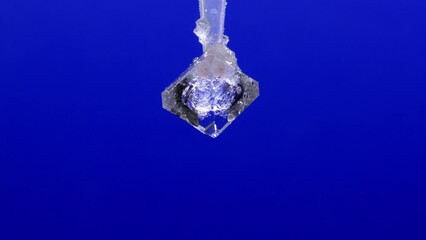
(162, 0, 259, 138)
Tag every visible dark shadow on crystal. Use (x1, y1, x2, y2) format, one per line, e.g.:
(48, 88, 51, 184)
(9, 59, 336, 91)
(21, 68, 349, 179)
(228, 73, 259, 121)
(162, 76, 199, 127)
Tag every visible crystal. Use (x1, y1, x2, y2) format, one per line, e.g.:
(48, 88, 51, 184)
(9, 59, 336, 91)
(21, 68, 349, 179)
(162, 0, 259, 138)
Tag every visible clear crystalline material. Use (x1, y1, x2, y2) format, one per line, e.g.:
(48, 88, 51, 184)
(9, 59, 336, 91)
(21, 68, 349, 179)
(162, 0, 259, 138)
(162, 45, 259, 138)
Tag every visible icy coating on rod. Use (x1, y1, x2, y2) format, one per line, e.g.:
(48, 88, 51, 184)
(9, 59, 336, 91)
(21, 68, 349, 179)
(162, 0, 259, 138)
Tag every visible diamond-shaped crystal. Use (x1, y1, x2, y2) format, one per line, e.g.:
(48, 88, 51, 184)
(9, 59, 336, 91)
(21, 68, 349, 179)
(162, 45, 259, 138)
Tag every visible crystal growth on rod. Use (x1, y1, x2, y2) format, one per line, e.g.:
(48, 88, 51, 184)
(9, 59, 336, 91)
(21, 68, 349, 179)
(162, 0, 259, 138)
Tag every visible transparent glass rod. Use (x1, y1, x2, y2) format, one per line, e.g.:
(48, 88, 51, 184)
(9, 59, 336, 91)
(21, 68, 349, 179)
(198, 0, 227, 45)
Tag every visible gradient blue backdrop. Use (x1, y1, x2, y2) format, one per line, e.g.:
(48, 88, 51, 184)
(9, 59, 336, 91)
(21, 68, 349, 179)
(1, 0, 425, 239)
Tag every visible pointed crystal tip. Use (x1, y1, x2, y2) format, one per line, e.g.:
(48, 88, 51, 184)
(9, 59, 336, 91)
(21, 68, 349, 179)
(162, 45, 259, 138)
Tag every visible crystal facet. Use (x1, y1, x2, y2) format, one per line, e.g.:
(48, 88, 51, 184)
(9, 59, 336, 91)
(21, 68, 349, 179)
(162, 0, 259, 138)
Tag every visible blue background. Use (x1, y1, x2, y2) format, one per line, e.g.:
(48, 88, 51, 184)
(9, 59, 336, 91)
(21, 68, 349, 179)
(1, 0, 425, 239)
